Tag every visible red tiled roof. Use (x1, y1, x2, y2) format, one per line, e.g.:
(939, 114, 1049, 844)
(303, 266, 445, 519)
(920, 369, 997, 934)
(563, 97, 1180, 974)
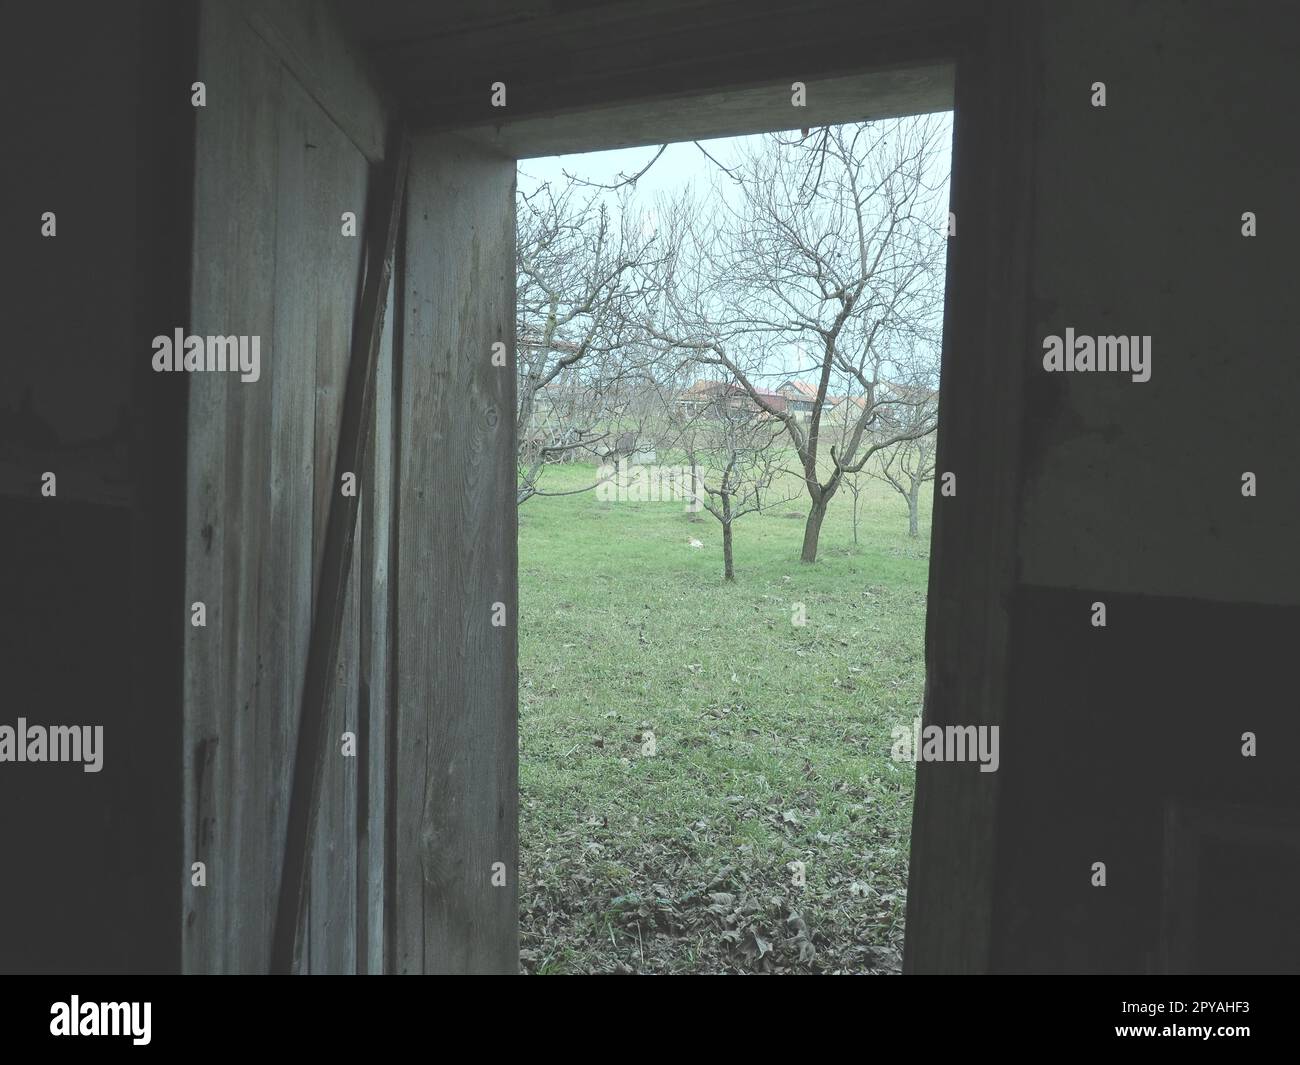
(679, 381, 788, 411)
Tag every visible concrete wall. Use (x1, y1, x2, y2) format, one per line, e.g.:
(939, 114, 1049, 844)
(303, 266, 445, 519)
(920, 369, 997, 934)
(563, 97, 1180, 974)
(1018, 0, 1300, 606)
(992, 0, 1300, 972)
(0, 0, 193, 974)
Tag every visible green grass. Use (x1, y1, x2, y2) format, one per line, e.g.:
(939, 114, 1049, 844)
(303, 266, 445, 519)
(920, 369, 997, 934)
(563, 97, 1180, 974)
(518, 456, 932, 973)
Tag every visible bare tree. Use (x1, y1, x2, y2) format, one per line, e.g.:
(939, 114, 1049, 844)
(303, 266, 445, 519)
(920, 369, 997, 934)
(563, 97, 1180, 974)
(871, 383, 938, 538)
(674, 389, 794, 581)
(515, 181, 666, 504)
(842, 465, 867, 547)
(647, 116, 949, 562)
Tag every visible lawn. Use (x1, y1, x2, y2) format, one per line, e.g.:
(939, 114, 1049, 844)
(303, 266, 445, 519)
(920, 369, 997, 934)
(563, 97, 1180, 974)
(518, 455, 932, 973)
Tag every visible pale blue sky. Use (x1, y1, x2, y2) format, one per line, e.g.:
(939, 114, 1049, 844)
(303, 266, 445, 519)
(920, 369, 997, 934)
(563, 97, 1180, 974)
(518, 136, 745, 203)
(517, 117, 952, 213)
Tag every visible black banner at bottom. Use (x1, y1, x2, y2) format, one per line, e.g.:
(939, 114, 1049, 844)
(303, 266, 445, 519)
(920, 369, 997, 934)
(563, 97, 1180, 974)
(0, 975, 1287, 1053)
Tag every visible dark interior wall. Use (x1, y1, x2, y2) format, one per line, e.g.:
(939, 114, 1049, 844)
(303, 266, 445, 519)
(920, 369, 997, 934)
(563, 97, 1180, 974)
(2, 0, 395, 976)
(0, 0, 195, 972)
(3, 9, 136, 452)
(998, 590, 1300, 972)
(993, 0, 1300, 972)
(1018, 0, 1300, 603)
(7, 0, 1295, 976)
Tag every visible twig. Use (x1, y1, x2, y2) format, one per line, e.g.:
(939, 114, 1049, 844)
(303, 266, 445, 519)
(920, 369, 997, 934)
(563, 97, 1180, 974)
(693, 140, 743, 183)
(564, 144, 667, 190)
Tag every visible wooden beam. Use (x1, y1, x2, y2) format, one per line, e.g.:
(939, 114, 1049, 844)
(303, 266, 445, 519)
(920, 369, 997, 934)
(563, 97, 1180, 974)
(367, 0, 976, 132)
(183, 0, 280, 973)
(461, 65, 953, 160)
(902, 1, 1037, 973)
(270, 122, 409, 974)
(238, 0, 391, 163)
(393, 134, 518, 973)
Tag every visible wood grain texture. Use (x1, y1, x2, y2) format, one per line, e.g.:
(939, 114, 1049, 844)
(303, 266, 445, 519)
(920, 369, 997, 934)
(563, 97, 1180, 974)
(268, 117, 404, 974)
(902, 3, 1036, 974)
(394, 133, 518, 974)
(183, 0, 279, 973)
(338, 0, 976, 131)
(300, 77, 370, 976)
(357, 282, 397, 973)
(266, 71, 320, 975)
(183, 0, 388, 973)
(240, 0, 389, 163)
(463, 65, 953, 160)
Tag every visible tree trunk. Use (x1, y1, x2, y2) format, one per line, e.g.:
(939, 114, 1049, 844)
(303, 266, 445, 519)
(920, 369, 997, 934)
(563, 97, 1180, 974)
(800, 494, 830, 563)
(908, 483, 920, 538)
(721, 498, 735, 580)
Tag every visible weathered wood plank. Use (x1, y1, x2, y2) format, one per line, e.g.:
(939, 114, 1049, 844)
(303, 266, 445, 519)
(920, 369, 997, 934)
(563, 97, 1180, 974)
(463, 65, 953, 159)
(269, 122, 408, 974)
(370, 0, 975, 131)
(357, 281, 397, 973)
(292, 69, 370, 975)
(226, 86, 279, 972)
(186, 0, 391, 975)
(902, 3, 1035, 974)
(239, 0, 389, 163)
(265, 73, 319, 976)
(308, 530, 361, 971)
(394, 133, 517, 974)
(183, 0, 281, 974)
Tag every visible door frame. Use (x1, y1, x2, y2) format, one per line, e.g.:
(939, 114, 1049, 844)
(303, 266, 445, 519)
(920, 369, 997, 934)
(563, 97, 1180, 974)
(398, 4, 1036, 974)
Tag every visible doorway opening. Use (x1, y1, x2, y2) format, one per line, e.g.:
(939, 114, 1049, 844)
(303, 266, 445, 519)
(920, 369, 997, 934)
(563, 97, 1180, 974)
(511, 97, 954, 973)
